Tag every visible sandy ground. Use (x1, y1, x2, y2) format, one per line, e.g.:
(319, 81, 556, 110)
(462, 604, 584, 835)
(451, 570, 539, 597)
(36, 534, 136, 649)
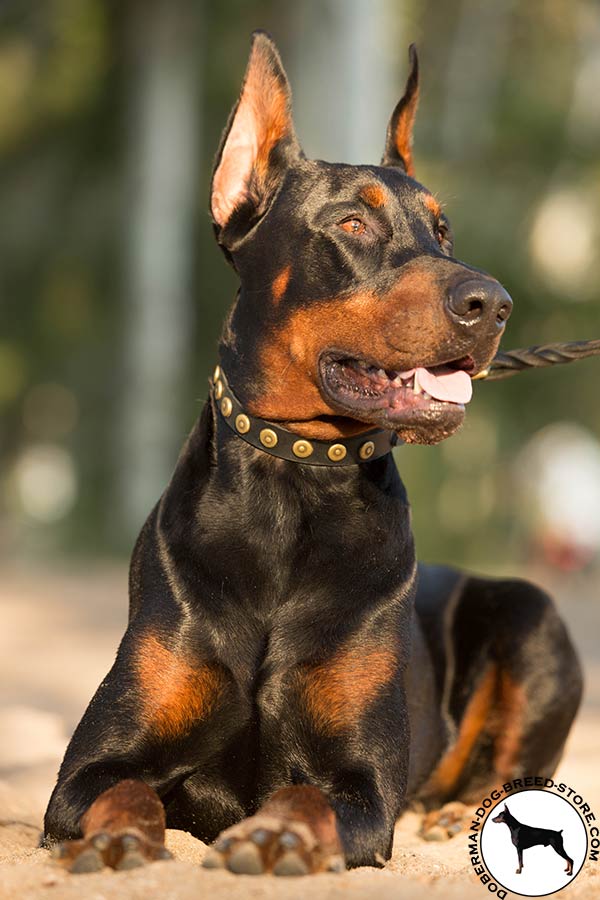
(1, 564, 599, 899)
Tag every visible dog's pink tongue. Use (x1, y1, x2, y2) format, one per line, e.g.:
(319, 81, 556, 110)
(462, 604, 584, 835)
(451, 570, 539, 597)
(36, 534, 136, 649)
(416, 367, 473, 404)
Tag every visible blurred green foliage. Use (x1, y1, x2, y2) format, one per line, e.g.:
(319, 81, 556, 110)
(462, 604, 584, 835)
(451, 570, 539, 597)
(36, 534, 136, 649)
(0, 0, 599, 569)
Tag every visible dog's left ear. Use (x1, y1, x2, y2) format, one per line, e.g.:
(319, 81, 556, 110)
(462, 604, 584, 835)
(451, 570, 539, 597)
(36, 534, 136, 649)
(211, 31, 301, 239)
(381, 44, 419, 176)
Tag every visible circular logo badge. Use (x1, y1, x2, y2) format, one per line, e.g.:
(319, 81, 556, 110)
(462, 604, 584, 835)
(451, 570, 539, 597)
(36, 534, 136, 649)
(481, 789, 587, 896)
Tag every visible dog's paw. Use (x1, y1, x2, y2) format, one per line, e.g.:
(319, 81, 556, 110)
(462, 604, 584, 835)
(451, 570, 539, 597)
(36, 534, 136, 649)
(203, 813, 345, 875)
(420, 801, 471, 841)
(49, 829, 172, 873)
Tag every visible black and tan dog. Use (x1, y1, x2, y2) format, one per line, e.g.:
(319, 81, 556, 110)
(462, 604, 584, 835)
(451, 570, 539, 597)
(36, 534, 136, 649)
(493, 804, 574, 876)
(44, 33, 583, 876)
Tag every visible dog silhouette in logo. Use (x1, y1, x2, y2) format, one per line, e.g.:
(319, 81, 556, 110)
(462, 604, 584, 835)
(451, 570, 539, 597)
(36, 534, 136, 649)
(492, 804, 574, 876)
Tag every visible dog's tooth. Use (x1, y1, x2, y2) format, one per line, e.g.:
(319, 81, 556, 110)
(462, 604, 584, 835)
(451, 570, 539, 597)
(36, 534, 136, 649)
(376, 368, 386, 378)
(423, 391, 431, 400)
(413, 370, 421, 394)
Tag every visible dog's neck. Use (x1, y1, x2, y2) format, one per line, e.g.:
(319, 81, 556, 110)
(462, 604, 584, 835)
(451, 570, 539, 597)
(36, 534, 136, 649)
(211, 365, 398, 468)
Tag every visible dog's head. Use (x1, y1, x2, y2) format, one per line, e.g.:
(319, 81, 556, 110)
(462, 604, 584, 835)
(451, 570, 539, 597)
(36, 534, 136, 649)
(492, 805, 510, 824)
(211, 32, 511, 445)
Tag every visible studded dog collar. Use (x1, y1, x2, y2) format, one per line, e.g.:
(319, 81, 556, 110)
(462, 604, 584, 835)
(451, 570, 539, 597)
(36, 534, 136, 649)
(211, 366, 400, 466)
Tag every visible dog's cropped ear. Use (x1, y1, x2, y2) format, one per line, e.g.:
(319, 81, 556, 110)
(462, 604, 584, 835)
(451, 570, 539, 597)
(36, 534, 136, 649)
(210, 31, 301, 239)
(381, 44, 419, 176)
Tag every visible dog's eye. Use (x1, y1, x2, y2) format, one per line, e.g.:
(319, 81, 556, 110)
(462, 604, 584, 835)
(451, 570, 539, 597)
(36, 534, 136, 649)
(435, 218, 453, 253)
(339, 217, 366, 236)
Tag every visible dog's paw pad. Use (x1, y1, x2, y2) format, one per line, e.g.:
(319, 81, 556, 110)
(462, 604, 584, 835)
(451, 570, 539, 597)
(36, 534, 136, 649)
(420, 801, 471, 841)
(50, 829, 171, 873)
(69, 848, 104, 874)
(207, 813, 345, 875)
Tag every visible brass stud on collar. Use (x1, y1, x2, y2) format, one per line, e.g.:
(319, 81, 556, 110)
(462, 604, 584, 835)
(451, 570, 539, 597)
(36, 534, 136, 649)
(359, 440, 375, 460)
(235, 414, 251, 434)
(220, 397, 232, 417)
(327, 443, 347, 462)
(292, 439, 314, 459)
(259, 428, 278, 448)
(214, 380, 224, 400)
(213, 365, 221, 382)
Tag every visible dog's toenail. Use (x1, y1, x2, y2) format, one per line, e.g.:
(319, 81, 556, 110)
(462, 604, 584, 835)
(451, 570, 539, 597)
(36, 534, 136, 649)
(121, 834, 141, 851)
(91, 832, 111, 851)
(214, 836, 233, 853)
(251, 828, 270, 846)
(279, 831, 300, 849)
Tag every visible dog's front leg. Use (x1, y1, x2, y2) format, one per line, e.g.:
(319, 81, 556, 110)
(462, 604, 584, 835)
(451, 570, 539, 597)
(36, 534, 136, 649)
(516, 846, 524, 873)
(203, 761, 406, 876)
(204, 660, 410, 875)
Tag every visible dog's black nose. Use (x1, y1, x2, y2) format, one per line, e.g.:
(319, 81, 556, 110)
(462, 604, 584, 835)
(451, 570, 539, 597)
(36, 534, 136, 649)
(446, 279, 512, 329)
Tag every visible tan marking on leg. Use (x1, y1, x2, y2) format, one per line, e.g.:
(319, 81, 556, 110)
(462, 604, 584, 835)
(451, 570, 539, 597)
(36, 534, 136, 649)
(422, 664, 498, 799)
(272, 265, 291, 303)
(261, 785, 341, 855)
(300, 644, 397, 735)
(81, 780, 165, 845)
(494, 671, 527, 780)
(136, 634, 224, 739)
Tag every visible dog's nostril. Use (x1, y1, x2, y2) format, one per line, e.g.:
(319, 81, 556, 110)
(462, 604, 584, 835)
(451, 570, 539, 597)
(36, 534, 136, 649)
(496, 301, 512, 323)
(465, 298, 484, 319)
(447, 279, 512, 328)
(446, 282, 488, 324)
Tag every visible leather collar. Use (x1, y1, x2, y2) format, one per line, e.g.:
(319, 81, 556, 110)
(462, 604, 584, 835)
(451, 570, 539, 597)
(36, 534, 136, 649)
(211, 365, 400, 466)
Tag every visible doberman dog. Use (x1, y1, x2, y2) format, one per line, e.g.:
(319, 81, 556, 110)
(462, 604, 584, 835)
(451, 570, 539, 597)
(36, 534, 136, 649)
(43, 32, 583, 876)
(493, 804, 574, 876)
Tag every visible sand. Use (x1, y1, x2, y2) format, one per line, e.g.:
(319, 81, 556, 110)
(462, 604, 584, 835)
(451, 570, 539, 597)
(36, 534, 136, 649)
(1, 565, 599, 899)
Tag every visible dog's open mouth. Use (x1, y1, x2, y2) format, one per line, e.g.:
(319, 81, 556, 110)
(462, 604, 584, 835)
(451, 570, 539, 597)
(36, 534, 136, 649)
(319, 352, 476, 440)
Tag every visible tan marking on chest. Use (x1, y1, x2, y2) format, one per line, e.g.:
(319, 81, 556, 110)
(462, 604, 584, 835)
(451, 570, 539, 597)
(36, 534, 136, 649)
(300, 644, 397, 734)
(136, 634, 224, 739)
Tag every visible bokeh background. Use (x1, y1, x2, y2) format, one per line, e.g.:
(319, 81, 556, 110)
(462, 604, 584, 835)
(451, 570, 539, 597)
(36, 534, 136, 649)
(2, 5, 600, 891)
(1, 0, 600, 570)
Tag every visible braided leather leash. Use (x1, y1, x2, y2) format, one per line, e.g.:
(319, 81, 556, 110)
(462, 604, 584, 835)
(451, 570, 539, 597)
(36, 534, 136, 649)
(474, 340, 600, 382)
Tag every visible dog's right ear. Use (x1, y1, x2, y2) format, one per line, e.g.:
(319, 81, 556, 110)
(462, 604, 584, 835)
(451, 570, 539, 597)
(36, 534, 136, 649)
(210, 31, 301, 242)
